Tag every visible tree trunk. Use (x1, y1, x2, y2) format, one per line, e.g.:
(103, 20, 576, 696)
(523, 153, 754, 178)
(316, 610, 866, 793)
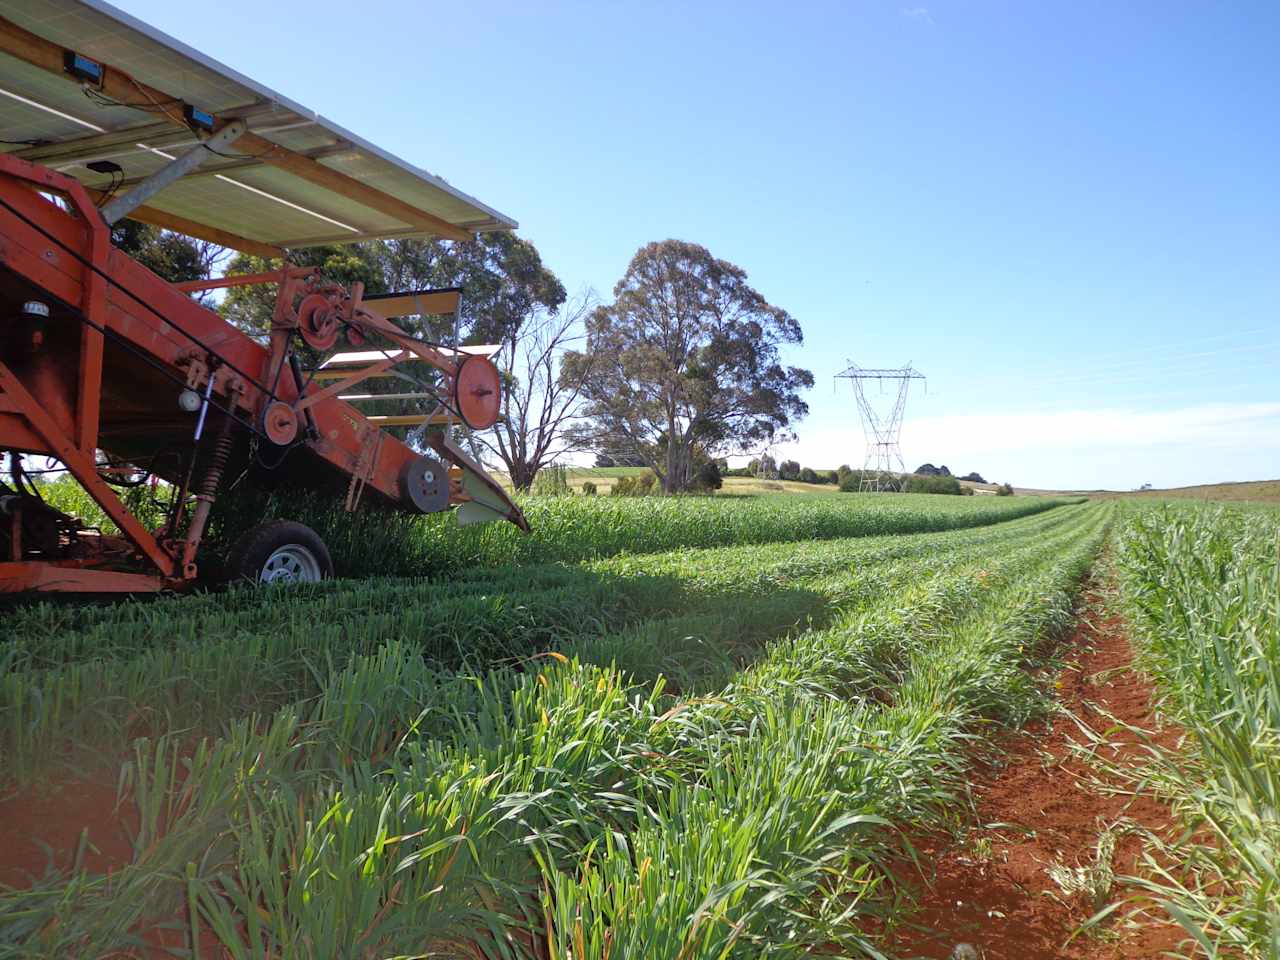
(511, 461, 535, 492)
(665, 417, 679, 493)
(665, 437, 691, 494)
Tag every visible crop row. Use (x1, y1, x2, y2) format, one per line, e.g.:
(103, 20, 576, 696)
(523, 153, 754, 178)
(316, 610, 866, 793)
(36, 476, 1074, 577)
(1115, 504, 1280, 957)
(0, 502, 1110, 956)
(1, 503, 1090, 780)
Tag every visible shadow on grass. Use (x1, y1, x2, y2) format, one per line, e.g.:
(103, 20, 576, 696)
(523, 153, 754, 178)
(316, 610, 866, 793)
(1, 560, 833, 781)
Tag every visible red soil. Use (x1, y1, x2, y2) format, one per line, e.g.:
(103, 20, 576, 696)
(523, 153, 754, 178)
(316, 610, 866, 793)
(0, 772, 226, 957)
(887, 594, 1192, 960)
(0, 774, 136, 887)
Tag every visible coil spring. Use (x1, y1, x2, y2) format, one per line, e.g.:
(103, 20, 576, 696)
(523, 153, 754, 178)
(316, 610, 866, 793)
(197, 429, 234, 499)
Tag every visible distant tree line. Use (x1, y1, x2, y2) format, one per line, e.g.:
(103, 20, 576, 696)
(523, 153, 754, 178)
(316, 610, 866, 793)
(722, 456, 839, 485)
(914, 463, 987, 484)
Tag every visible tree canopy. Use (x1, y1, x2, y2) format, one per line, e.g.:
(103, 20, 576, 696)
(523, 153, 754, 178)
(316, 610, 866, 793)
(216, 235, 566, 453)
(564, 240, 812, 493)
(113, 221, 221, 285)
(219, 234, 565, 347)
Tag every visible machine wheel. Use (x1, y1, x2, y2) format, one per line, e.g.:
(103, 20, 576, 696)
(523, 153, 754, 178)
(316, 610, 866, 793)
(226, 520, 334, 585)
(401, 455, 450, 513)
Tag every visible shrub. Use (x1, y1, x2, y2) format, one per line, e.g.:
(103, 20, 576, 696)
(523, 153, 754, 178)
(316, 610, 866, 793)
(799, 467, 818, 484)
(581, 481, 597, 496)
(903, 474, 963, 496)
(839, 469, 896, 492)
(996, 483, 1015, 496)
(823, 470, 839, 485)
(691, 460, 723, 492)
(612, 471, 658, 497)
(779, 460, 801, 481)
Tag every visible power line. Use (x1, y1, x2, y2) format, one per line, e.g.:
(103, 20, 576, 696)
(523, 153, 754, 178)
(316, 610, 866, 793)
(835, 362, 926, 492)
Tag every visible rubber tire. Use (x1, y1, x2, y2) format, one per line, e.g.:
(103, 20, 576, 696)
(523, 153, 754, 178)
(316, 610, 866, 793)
(225, 520, 334, 585)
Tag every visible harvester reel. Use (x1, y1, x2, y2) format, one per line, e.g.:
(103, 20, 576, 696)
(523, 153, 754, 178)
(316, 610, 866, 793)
(401, 455, 449, 513)
(261, 400, 299, 446)
(453, 355, 502, 429)
(297, 293, 339, 351)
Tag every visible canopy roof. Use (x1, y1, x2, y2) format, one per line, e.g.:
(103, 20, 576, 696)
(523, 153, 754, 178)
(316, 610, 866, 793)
(0, 0, 516, 256)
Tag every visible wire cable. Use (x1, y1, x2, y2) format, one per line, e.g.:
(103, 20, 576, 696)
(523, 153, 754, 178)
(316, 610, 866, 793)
(0, 194, 280, 400)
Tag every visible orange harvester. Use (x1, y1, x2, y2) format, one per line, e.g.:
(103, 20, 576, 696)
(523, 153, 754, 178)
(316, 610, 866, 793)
(0, 153, 528, 594)
(0, 2, 534, 593)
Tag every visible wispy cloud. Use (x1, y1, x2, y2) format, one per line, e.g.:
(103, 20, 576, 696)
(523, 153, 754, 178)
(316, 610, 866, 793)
(902, 7, 935, 26)
(906, 402, 1280, 453)
(767, 402, 1280, 489)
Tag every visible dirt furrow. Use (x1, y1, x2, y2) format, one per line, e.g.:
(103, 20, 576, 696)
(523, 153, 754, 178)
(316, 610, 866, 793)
(887, 587, 1190, 959)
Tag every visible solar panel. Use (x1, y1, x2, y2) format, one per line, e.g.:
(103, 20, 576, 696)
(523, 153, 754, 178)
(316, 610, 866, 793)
(0, 0, 516, 253)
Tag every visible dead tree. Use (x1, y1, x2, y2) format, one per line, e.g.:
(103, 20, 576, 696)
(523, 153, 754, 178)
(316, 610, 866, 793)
(471, 290, 597, 491)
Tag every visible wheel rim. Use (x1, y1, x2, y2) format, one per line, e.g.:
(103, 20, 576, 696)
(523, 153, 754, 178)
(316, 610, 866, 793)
(259, 544, 323, 584)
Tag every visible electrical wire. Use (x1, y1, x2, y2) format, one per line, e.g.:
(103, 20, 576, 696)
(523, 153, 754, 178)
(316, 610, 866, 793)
(81, 79, 184, 122)
(95, 448, 182, 487)
(200, 140, 279, 161)
(92, 165, 124, 209)
(78, 77, 278, 157)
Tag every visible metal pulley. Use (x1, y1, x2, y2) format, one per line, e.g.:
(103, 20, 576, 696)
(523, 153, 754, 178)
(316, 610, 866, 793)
(400, 455, 449, 513)
(297, 293, 339, 351)
(261, 400, 299, 445)
(452, 355, 502, 429)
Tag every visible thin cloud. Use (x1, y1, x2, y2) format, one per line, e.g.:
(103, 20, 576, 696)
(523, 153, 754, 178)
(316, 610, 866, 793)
(905, 402, 1280, 453)
(765, 401, 1280, 487)
(902, 7, 935, 25)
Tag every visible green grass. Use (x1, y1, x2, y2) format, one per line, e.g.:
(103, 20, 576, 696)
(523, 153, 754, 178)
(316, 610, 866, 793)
(566, 466, 649, 478)
(1114, 503, 1280, 958)
(232, 488, 1074, 577)
(1, 502, 1091, 780)
(0, 498, 1109, 957)
(1111, 479, 1280, 503)
(34, 475, 1075, 579)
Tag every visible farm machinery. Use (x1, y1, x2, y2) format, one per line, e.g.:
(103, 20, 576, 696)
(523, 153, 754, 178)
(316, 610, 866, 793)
(0, 0, 527, 593)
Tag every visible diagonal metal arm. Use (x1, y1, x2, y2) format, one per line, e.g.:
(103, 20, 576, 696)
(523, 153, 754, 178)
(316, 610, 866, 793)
(100, 120, 246, 225)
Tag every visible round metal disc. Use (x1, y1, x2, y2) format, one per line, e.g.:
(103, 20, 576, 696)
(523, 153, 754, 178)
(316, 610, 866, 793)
(262, 401, 299, 445)
(401, 456, 449, 513)
(297, 294, 338, 351)
(453, 355, 502, 429)
(259, 544, 323, 584)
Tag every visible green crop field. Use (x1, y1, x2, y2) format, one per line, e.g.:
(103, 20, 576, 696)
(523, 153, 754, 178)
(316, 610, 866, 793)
(0, 493, 1274, 958)
(1112, 503, 1280, 956)
(36, 479, 1072, 577)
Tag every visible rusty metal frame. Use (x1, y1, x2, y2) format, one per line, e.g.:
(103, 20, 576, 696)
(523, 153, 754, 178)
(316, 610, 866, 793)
(0, 153, 526, 595)
(0, 361, 176, 578)
(0, 154, 182, 587)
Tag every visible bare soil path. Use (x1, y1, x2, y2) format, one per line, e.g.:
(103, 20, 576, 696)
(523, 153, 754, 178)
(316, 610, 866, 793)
(887, 587, 1190, 960)
(0, 773, 135, 887)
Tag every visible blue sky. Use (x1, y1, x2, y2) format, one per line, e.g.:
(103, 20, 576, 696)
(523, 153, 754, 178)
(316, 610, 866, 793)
(117, 0, 1279, 489)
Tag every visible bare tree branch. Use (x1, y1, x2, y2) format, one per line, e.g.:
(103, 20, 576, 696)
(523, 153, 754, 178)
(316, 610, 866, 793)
(469, 288, 599, 491)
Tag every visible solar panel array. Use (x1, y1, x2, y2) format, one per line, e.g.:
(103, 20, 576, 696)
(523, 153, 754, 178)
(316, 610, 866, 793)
(0, 0, 516, 251)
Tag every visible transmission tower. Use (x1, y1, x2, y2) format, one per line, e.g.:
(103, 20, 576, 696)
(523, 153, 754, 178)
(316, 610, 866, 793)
(835, 362, 926, 492)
